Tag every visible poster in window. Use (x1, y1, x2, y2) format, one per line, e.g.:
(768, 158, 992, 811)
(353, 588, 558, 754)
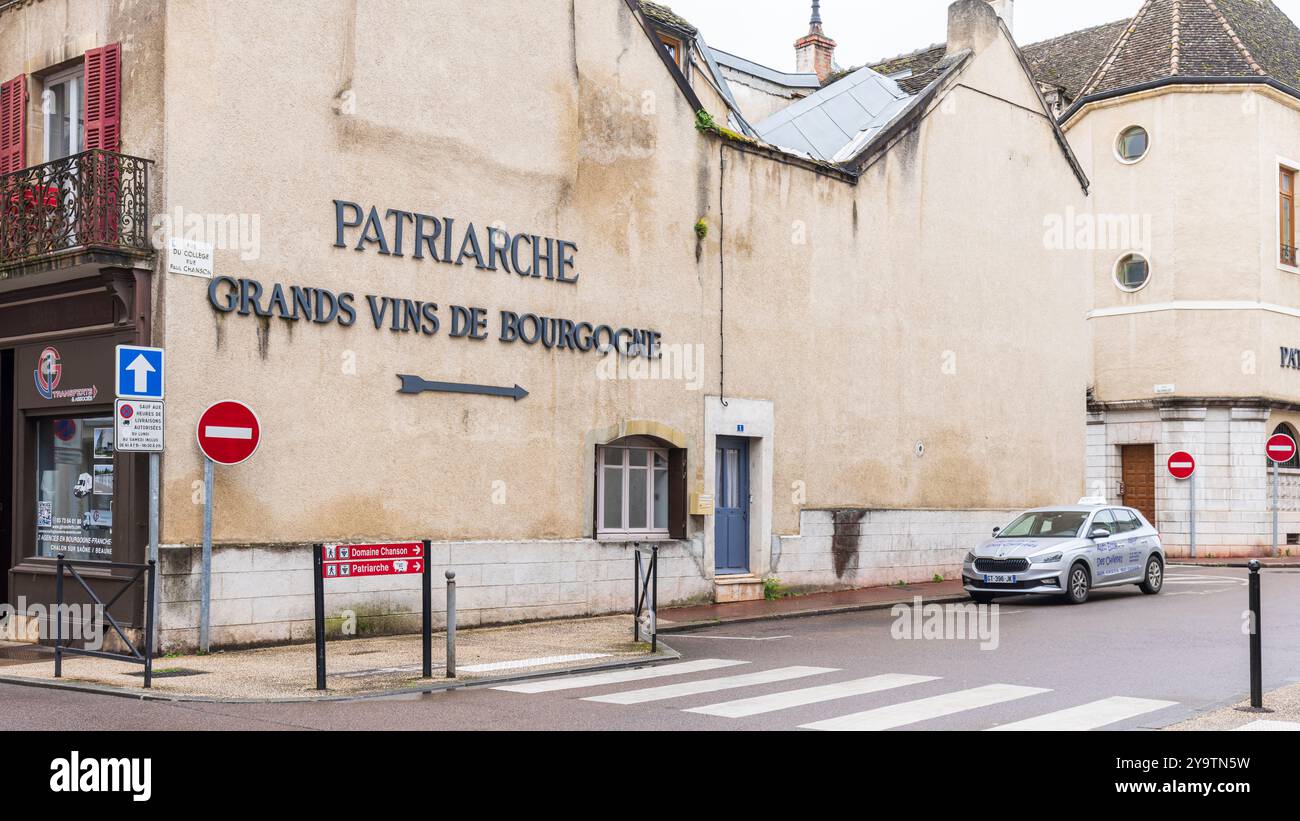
(93, 427, 114, 459)
(37, 500, 53, 529)
(93, 464, 114, 496)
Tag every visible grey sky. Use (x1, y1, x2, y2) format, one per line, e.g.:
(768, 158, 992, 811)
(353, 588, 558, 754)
(662, 0, 1300, 72)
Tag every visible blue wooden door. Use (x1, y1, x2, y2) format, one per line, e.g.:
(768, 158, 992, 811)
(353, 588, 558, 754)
(714, 436, 750, 574)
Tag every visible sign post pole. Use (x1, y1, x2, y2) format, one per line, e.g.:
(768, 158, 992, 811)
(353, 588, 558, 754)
(200, 457, 214, 653)
(1168, 451, 1197, 558)
(149, 451, 161, 651)
(421, 539, 432, 679)
(1265, 433, 1295, 559)
(1273, 461, 1279, 559)
(314, 543, 326, 690)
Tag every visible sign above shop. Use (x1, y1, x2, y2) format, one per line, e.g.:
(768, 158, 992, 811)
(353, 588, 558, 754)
(1167, 451, 1196, 480)
(115, 400, 164, 453)
(197, 400, 261, 465)
(115, 345, 165, 400)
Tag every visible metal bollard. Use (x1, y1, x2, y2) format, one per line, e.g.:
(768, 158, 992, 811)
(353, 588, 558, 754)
(1248, 560, 1263, 709)
(445, 571, 456, 679)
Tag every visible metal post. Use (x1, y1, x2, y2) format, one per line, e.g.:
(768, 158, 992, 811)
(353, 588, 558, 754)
(144, 559, 156, 689)
(633, 546, 642, 641)
(651, 545, 658, 654)
(421, 540, 432, 679)
(1272, 462, 1279, 559)
(1189, 471, 1197, 559)
(1248, 560, 1263, 709)
(54, 555, 64, 678)
(313, 544, 326, 690)
(148, 451, 161, 652)
(445, 571, 456, 679)
(199, 457, 214, 653)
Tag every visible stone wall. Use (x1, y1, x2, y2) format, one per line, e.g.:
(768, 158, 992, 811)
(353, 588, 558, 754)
(771, 508, 1017, 593)
(158, 539, 711, 651)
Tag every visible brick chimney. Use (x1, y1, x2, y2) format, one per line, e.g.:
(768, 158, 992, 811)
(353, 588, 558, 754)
(795, 0, 836, 83)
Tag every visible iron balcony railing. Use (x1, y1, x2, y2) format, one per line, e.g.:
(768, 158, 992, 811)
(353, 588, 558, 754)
(0, 149, 152, 269)
(1284, 244, 1297, 267)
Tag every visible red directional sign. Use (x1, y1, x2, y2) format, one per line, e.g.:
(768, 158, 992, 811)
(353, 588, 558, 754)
(197, 400, 261, 465)
(320, 542, 424, 562)
(1267, 433, 1297, 465)
(322, 558, 424, 579)
(1167, 451, 1196, 480)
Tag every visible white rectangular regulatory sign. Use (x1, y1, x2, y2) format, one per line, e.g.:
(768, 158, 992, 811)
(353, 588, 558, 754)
(115, 399, 165, 452)
(168, 237, 214, 278)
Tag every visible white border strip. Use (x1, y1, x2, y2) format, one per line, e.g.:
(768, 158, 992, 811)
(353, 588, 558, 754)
(1088, 300, 1300, 320)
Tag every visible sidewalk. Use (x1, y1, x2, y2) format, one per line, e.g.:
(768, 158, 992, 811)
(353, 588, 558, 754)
(1170, 556, 1300, 567)
(1167, 682, 1300, 730)
(0, 614, 666, 702)
(659, 579, 969, 631)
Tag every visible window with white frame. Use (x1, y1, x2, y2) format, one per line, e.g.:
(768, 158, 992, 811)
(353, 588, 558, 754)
(43, 64, 84, 161)
(597, 443, 670, 538)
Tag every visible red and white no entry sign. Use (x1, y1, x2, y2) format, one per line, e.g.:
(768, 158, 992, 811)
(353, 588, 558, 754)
(1267, 433, 1297, 465)
(1167, 451, 1196, 480)
(197, 400, 261, 465)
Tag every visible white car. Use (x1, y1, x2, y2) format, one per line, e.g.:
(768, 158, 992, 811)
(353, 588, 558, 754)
(962, 504, 1165, 605)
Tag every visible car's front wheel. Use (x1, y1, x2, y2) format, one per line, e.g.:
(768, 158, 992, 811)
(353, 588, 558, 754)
(1139, 555, 1164, 595)
(1066, 563, 1091, 605)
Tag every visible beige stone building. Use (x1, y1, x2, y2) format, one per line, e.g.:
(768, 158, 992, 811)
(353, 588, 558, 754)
(0, 0, 1095, 650)
(872, 0, 1300, 557)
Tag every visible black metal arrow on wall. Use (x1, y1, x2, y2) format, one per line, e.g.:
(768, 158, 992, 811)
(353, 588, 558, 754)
(397, 374, 529, 401)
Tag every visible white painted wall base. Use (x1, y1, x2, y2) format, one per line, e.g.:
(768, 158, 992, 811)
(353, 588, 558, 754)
(158, 539, 712, 652)
(772, 508, 1017, 593)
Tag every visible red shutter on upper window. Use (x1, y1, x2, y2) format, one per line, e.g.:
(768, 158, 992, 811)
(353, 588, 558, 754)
(0, 74, 27, 173)
(84, 43, 121, 152)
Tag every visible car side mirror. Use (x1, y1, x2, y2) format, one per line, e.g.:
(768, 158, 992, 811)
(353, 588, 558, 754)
(1089, 527, 1110, 540)
(992, 527, 1000, 537)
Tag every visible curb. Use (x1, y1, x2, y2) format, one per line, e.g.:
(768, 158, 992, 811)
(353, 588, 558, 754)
(0, 641, 682, 704)
(658, 592, 971, 633)
(1169, 561, 1300, 568)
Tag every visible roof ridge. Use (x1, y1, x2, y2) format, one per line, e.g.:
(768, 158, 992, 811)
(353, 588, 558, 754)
(1080, 0, 1156, 97)
(1171, 0, 1181, 75)
(1200, 0, 1266, 76)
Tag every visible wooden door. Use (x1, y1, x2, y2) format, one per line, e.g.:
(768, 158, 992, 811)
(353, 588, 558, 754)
(1120, 444, 1156, 525)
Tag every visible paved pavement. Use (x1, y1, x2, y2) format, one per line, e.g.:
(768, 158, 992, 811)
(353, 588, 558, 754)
(2, 566, 1297, 730)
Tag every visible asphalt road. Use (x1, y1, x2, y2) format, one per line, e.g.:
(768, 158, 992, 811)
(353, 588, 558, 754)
(3, 566, 1298, 731)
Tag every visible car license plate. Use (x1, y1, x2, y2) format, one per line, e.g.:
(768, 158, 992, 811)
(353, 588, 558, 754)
(984, 574, 1017, 584)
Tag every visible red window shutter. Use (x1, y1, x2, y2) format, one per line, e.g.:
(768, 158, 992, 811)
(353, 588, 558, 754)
(0, 74, 27, 173)
(84, 43, 121, 152)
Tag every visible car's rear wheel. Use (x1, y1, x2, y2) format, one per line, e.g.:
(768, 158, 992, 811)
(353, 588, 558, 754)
(1066, 563, 1091, 605)
(1139, 555, 1164, 595)
(969, 591, 995, 604)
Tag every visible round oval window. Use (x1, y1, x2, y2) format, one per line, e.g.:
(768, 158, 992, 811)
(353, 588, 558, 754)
(1116, 126, 1149, 163)
(1114, 253, 1150, 291)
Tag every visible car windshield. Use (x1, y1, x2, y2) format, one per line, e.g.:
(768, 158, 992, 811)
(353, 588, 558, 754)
(997, 511, 1089, 539)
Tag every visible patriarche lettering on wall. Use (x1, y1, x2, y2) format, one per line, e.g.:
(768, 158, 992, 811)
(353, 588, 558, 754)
(333, 200, 581, 284)
(206, 276, 662, 359)
(1281, 346, 1300, 370)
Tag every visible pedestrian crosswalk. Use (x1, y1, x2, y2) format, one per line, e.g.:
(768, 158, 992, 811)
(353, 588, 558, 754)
(491, 658, 1184, 730)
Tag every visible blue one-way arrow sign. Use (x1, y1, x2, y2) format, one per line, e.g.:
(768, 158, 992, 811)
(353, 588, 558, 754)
(115, 345, 165, 400)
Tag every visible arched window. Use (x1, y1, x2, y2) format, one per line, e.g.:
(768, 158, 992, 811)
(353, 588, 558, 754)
(1269, 423, 1300, 469)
